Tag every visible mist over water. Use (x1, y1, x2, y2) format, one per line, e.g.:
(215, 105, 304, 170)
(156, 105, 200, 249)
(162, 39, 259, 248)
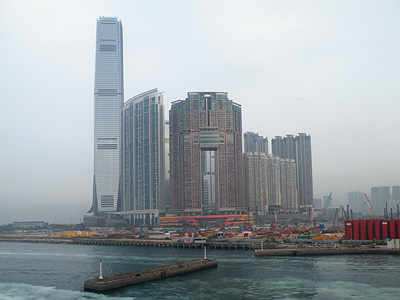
(0, 242, 399, 299)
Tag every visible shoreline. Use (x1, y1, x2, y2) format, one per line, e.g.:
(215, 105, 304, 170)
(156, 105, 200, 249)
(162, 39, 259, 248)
(2, 236, 400, 256)
(255, 247, 400, 256)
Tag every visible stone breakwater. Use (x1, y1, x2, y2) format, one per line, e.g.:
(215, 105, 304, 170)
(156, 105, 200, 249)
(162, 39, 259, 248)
(84, 259, 218, 292)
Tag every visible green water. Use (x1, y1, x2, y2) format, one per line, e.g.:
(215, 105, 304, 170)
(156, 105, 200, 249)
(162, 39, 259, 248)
(0, 242, 399, 299)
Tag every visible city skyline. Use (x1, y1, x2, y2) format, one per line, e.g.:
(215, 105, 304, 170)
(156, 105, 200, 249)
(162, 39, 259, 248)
(1, 1, 399, 224)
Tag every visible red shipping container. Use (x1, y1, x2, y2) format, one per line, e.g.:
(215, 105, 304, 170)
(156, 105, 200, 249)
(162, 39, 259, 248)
(359, 220, 366, 240)
(381, 220, 388, 239)
(397, 220, 400, 239)
(352, 220, 360, 240)
(373, 219, 381, 240)
(366, 220, 374, 240)
(345, 221, 352, 240)
(388, 220, 397, 239)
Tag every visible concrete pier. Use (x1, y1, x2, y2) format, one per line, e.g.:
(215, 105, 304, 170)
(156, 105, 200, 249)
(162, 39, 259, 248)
(84, 259, 218, 292)
(255, 248, 400, 256)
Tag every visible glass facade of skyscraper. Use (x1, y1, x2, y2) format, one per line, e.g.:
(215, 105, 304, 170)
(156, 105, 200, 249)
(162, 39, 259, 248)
(90, 17, 124, 214)
(122, 89, 165, 225)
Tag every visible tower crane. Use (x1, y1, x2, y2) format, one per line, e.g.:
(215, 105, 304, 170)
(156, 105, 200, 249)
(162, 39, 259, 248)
(363, 193, 377, 219)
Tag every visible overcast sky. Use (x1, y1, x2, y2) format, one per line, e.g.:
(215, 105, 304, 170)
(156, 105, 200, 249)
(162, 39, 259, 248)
(0, 0, 399, 225)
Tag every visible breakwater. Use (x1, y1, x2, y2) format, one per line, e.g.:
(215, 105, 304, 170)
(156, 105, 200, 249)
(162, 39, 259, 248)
(255, 247, 400, 256)
(84, 259, 218, 292)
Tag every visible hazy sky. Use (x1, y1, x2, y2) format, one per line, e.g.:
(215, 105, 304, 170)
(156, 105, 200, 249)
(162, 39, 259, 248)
(0, 0, 399, 225)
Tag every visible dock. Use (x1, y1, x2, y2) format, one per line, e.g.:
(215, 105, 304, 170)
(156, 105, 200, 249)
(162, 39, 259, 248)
(254, 248, 400, 256)
(84, 258, 218, 292)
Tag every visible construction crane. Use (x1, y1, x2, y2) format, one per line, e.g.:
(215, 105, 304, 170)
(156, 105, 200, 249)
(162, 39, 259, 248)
(363, 193, 377, 219)
(333, 208, 340, 230)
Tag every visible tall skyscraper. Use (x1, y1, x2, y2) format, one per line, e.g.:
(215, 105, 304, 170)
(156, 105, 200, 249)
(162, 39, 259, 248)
(89, 17, 124, 214)
(122, 89, 165, 225)
(244, 132, 268, 155)
(169, 92, 245, 215)
(271, 133, 313, 208)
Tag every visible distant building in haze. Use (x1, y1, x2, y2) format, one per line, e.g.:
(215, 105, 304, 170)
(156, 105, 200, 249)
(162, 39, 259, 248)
(89, 17, 124, 215)
(313, 198, 322, 210)
(371, 186, 390, 215)
(348, 191, 366, 214)
(393, 186, 400, 201)
(244, 132, 268, 155)
(122, 89, 165, 225)
(271, 133, 313, 209)
(169, 92, 245, 215)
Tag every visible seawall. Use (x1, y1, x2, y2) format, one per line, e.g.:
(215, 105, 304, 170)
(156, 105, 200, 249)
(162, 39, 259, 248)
(255, 248, 400, 256)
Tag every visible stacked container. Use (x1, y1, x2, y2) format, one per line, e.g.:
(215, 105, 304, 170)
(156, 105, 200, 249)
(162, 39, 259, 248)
(366, 220, 374, 240)
(388, 220, 397, 239)
(359, 220, 366, 240)
(397, 220, 400, 238)
(345, 222, 352, 240)
(381, 220, 389, 239)
(352, 220, 360, 240)
(373, 219, 382, 240)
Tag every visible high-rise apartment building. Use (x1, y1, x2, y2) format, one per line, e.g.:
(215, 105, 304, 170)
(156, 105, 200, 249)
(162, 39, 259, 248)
(271, 134, 296, 159)
(280, 158, 298, 211)
(244, 152, 269, 212)
(264, 155, 297, 211)
(89, 17, 124, 214)
(266, 156, 281, 208)
(296, 133, 313, 207)
(271, 133, 313, 208)
(122, 89, 165, 225)
(169, 92, 245, 215)
(244, 132, 268, 155)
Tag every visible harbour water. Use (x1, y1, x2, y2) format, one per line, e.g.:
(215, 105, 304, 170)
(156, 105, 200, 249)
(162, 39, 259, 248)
(0, 242, 399, 299)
